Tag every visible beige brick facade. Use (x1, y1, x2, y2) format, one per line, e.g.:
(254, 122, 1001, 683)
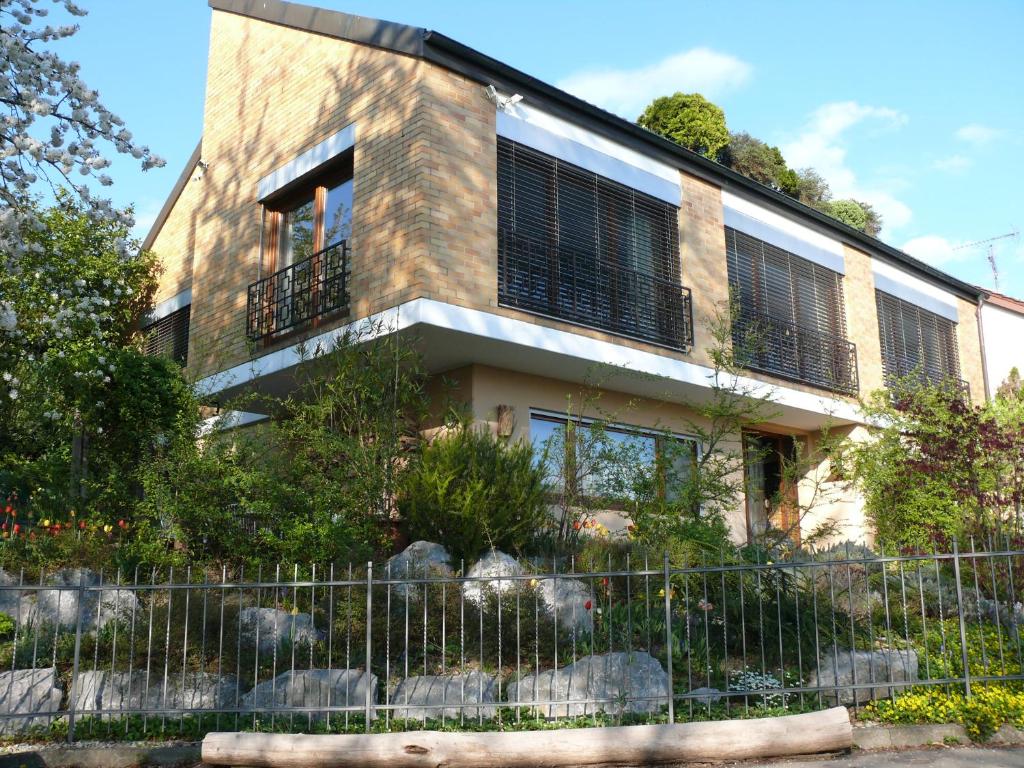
(146, 4, 986, 420)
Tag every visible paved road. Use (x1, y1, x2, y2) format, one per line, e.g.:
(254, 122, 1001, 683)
(734, 746, 1024, 767)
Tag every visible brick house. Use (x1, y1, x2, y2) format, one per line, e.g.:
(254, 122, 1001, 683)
(142, 0, 993, 544)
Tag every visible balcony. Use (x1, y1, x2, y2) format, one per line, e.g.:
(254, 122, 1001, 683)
(732, 309, 859, 396)
(498, 229, 694, 352)
(246, 241, 350, 340)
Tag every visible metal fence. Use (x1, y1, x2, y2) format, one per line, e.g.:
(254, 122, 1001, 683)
(1, 539, 1022, 742)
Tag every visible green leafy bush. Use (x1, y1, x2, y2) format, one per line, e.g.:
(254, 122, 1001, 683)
(865, 686, 1024, 741)
(399, 422, 549, 563)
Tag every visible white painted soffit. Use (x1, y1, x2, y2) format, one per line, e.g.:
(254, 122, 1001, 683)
(196, 299, 864, 425)
(872, 258, 959, 322)
(722, 191, 845, 274)
(496, 99, 681, 206)
(257, 123, 356, 201)
(146, 288, 191, 324)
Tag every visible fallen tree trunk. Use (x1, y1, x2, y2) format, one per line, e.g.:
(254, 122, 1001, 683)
(201, 706, 852, 768)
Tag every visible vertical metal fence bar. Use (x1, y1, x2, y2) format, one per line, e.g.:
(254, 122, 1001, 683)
(952, 540, 972, 698)
(365, 561, 373, 733)
(66, 569, 87, 743)
(969, 538, 988, 675)
(180, 566, 192, 734)
(662, 552, 674, 724)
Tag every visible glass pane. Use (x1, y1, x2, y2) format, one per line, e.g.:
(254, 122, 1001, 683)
(530, 416, 565, 488)
(323, 179, 353, 246)
(280, 197, 315, 268)
(664, 439, 697, 503)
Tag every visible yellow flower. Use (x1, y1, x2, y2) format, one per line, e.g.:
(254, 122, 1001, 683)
(291, 606, 299, 616)
(529, 578, 538, 588)
(658, 588, 666, 597)
(103, 524, 113, 534)
(42, 519, 50, 527)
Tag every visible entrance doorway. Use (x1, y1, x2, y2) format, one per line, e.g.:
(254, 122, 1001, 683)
(743, 432, 801, 544)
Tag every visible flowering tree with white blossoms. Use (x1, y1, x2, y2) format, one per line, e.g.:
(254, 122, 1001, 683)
(1, 0, 164, 323)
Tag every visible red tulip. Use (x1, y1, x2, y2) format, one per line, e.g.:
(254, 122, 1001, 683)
(601, 577, 609, 587)
(573, 521, 582, 531)
(117, 519, 127, 529)
(584, 600, 592, 611)
(79, 521, 87, 530)
(12, 524, 19, 535)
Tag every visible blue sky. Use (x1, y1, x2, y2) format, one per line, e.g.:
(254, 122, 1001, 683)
(60, 0, 1024, 296)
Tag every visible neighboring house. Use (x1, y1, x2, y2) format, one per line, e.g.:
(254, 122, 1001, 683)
(142, 0, 989, 545)
(978, 290, 1024, 398)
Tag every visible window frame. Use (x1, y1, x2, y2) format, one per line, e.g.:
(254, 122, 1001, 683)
(875, 289, 962, 388)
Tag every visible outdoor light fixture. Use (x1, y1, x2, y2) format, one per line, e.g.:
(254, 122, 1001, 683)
(485, 84, 523, 113)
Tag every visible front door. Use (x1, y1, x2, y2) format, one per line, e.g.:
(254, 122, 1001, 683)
(743, 432, 800, 544)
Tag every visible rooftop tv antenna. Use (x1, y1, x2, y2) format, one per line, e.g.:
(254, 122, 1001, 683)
(953, 228, 1019, 291)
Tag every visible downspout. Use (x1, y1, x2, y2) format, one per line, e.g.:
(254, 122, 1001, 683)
(976, 292, 991, 401)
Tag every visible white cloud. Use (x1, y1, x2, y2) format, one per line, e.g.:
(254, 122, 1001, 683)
(955, 123, 1002, 145)
(782, 102, 912, 235)
(902, 235, 960, 267)
(933, 154, 973, 173)
(556, 47, 752, 118)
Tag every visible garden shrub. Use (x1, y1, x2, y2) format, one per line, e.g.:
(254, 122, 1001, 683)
(399, 421, 549, 563)
(865, 686, 1024, 741)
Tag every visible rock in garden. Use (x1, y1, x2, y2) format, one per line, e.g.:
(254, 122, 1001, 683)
(391, 671, 498, 720)
(71, 670, 240, 713)
(241, 669, 377, 719)
(385, 541, 454, 599)
(29, 569, 139, 630)
(239, 607, 324, 655)
(809, 648, 918, 705)
(686, 686, 722, 706)
(0, 667, 63, 734)
(507, 651, 670, 718)
(463, 550, 524, 605)
(537, 576, 593, 634)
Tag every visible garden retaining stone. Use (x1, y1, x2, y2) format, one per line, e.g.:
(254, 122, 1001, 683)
(507, 651, 670, 718)
(537, 577, 593, 634)
(0, 667, 63, 734)
(809, 648, 918, 705)
(238, 607, 324, 655)
(391, 671, 498, 720)
(385, 541, 454, 599)
(71, 670, 240, 713)
(0, 569, 139, 630)
(241, 669, 377, 719)
(463, 550, 524, 605)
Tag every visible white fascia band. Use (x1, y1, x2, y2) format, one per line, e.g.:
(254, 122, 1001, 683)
(723, 191, 845, 274)
(257, 123, 356, 201)
(872, 259, 959, 322)
(496, 101, 681, 206)
(196, 298, 863, 424)
(146, 288, 192, 324)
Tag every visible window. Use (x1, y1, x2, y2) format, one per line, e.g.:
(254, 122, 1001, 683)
(529, 412, 697, 502)
(875, 290, 961, 388)
(725, 226, 858, 394)
(142, 305, 190, 366)
(246, 158, 353, 339)
(497, 138, 693, 350)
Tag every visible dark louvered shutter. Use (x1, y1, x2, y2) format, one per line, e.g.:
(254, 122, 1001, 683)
(725, 226, 856, 394)
(142, 305, 190, 366)
(875, 290, 961, 387)
(497, 138, 691, 350)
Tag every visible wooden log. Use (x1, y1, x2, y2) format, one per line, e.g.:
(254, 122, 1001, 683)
(201, 706, 852, 768)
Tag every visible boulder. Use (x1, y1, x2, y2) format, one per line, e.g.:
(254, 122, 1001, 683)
(391, 672, 498, 721)
(809, 648, 918, 705)
(686, 686, 722, 706)
(13, 569, 139, 631)
(537, 577, 592, 634)
(242, 669, 377, 720)
(385, 541, 454, 599)
(0, 667, 63, 734)
(239, 607, 324, 655)
(507, 651, 670, 718)
(71, 670, 240, 713)
(463, 551, 524, 605)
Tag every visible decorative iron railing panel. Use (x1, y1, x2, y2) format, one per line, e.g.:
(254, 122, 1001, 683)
(498, 229, 694, 352)
(246, 241, 350, 339)
(883, 354, 971, 401)
(732, 308, 859, 395)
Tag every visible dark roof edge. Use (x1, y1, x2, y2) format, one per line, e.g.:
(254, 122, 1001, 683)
(207, 0, 426, 57)
(141, 138, 202, 253)
(422, 32, 982, 303)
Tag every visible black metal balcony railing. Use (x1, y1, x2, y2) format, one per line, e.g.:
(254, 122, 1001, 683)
(246, 240, 350, 340)
(498, 229, 694, 352)
(732, 309, 859, 396)
(883, 356, 970, 400)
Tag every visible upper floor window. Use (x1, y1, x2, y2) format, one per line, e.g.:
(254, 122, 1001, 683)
(247, 157, 353, 340)
(142, 305, 190, 366)
(725, 226, 858, 395)
(875, 290, 961, 389)
(497, 138, 693, 351)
